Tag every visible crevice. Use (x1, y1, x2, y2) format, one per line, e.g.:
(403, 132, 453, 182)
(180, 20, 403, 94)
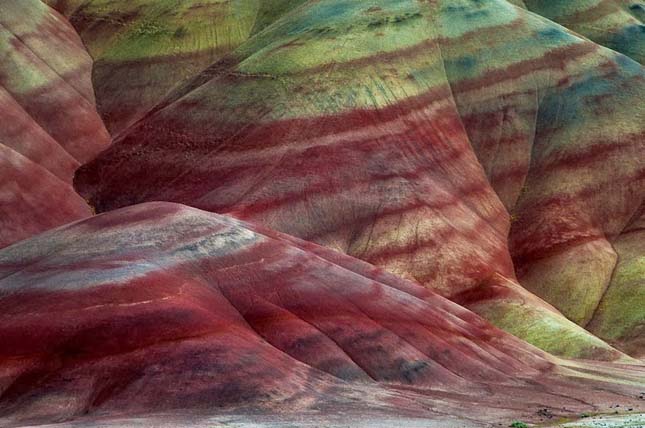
(212, 277, 375, 383)
(583, 241, 620, 329)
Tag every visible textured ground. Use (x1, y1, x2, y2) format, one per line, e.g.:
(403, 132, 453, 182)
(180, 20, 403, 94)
(11, 413, 645, 428)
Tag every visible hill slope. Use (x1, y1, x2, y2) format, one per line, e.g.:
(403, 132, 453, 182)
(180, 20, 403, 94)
(0, 0, 110, 248)
(72, 0, 643, 358)
(1, 202, 643, 427)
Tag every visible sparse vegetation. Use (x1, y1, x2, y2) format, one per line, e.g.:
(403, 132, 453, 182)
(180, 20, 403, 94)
(132, 20, 168, 36)
(367, 11, 422, 28)
(509, 422, 528, 428)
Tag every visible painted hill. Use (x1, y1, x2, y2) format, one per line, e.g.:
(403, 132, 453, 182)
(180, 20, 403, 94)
(0, 0, 643, 426)
(521, 0, 645, 64)
(44, 0, 263, 135)
(1, 202, 643, 427)
(0, 0, 110, 248)
(71, 0, 644, 358)
(587, 207, 645, 357)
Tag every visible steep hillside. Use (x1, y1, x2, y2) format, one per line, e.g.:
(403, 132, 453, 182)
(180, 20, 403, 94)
(73, 0, 643, 358)
(45, 0, 262, 135)
(587, 207, 645, 357)
(438, 0, 645, 353)
(522, 0, 644, 64)
(0, 0, 110, 248)
(0, 1, 643, 426)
